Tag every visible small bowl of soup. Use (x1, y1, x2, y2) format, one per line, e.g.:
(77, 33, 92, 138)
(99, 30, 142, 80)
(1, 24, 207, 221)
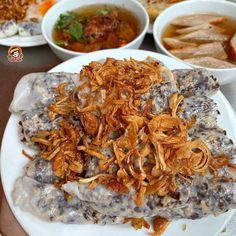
(153, 0, 236, 85)
(42, 0, 149, 60)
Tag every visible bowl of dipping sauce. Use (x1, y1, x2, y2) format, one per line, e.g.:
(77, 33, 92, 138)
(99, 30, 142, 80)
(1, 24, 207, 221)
(153, 0, 236, 84)
(42, 0, 149, 60)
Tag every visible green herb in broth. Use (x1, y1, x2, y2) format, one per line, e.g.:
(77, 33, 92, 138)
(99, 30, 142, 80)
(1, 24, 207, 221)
(53, 4, 140, 53)
(56, 12, 76, 30)
(95, 6, 110, 15)
(68, 21, 83, 40)
(55, 11, 84, 42)
(56, 40, 68, 46)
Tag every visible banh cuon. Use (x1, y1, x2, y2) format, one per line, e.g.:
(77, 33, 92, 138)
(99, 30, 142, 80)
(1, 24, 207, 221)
(10, 57, 236, 235)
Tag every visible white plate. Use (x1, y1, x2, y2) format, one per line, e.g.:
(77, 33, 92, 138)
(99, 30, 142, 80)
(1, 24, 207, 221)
(1, 49, 236, 236)
(0, 35, 47, 47)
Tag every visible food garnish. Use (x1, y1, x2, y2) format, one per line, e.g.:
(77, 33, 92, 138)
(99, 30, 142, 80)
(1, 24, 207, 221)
(151, 217, 170, 236)
(39, 0, 55, 16)
(0, 0, 54, 21)
(0, 0, 36, 21)
(124, 217, 150, 230)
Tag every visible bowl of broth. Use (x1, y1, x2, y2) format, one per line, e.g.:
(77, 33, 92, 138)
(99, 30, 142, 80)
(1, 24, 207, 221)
(42, 0, 149, 60)
(153, 0, 236, 85)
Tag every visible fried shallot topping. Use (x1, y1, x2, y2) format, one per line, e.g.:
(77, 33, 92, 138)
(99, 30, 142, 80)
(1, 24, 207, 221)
(0, 0, 54, 21)
(0, 0, 35, 21)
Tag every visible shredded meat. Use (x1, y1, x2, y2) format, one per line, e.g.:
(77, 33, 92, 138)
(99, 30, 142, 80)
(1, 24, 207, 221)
(83, 11, 119, 43)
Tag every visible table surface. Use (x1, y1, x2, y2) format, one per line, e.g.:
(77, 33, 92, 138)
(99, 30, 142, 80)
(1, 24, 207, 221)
(0, 34, 236, 235)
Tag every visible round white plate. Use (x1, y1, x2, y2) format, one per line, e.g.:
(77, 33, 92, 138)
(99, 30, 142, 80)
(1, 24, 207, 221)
(0, 35, 47, 47)
(1, 49, 236, 236)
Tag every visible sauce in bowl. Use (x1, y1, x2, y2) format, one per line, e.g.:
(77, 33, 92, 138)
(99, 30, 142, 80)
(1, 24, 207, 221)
(53, 4, 140, 53)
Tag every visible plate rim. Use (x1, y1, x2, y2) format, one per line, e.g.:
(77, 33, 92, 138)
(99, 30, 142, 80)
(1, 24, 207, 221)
(0, 35, 47, 47)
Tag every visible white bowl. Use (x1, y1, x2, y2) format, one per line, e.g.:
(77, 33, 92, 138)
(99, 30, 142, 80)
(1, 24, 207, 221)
(153, 0, 236, 85)
(42, 0, 149, 61)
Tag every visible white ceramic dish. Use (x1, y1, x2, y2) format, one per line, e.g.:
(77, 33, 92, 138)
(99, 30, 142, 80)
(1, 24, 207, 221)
(1, 49, 236, 236)
(0, 35, 47, 47)
(42, 0, 149, 61)
(153, 0, 236, 85)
